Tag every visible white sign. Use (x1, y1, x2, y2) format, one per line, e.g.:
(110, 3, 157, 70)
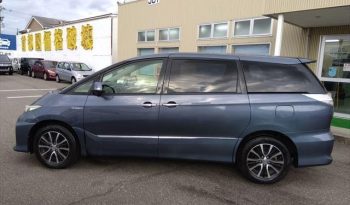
(148, 0, 160, 5)
(344, 63, 350, 72)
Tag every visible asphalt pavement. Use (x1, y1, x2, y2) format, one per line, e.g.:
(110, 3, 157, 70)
(0, 74, 350, 205)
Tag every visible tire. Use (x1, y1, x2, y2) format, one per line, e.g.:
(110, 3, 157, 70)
(71, 77, 76, 84)
(9, 71, 13, 75)
(44, 73, 48, 81)
(56, 75, 60, 83)
(33, 125, 79, 169)
(20, 70, 23, 75)
(32, 71, 36, 78)
(238, 136, 291, 184)
(27, 70, 31, 77)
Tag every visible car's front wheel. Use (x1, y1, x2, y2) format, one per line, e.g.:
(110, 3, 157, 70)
(238, 137, 291, 184)
(56, 75, 60, 83)
(71, 77, 76, 84)
(33, 125, 79, 169)
(43, 73, 48, 80)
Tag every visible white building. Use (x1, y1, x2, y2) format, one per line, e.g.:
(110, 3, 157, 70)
(16, 14, 118, 71)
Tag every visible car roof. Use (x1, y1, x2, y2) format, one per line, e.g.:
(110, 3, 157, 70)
(128, 53, 313, 65)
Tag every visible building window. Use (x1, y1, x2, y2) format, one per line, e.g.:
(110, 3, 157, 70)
(159, 47, 179, 53)
(159, 28, 180, 41)
(198, 46, 227, 54)
(232, 44, 270, 55)
(199, 22, 228, 39)
(138, 30, 155, 42)
(138, 48, 155, 56)
(318, 35, 350, 116)
(233, 18, 272, 37)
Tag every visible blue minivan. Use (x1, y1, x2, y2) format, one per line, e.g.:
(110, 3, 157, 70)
(14, 53, 334, 184)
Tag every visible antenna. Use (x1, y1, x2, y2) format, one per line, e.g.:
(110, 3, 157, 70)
(0, 0, 3, 34)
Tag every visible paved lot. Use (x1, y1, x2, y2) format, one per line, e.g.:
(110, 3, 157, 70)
(0, 74, 350, 205)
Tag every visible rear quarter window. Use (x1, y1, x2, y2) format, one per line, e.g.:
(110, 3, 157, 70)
(242, 61, 326, 94)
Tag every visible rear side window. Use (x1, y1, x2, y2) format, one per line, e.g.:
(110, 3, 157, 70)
(242, 61, 325, 94)
(168, 59, 238, 93)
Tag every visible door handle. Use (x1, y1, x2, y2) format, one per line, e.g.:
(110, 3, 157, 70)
(142, 102, 157, 108)
(163, 101, 179, 108)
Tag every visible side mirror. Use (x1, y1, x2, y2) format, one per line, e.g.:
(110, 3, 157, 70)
(91, 82, 104, 96)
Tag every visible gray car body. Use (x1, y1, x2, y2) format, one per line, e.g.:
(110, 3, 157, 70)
(56, 61, 94, 82)
(14, 53, 334, 167)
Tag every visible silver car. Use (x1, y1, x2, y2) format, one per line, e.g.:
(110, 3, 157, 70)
(56, 62, 94, 84)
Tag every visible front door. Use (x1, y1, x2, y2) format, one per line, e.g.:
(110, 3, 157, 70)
(158, 58, 250, 162)
(84, 59, 166, 157)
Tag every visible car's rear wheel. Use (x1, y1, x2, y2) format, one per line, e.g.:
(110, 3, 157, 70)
(33, 125, 79, 169)
(56, 75, 60, 83)
(31, 71, 35, 78)
(9, 71, 13, 75)
(71, 77, 76, 84)
(238, 137, 290, 184)
(44, 73, 48, 80)
(27, 70, 31, 76)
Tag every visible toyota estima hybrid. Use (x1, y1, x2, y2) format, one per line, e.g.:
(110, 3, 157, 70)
(14, 53, 334, 184)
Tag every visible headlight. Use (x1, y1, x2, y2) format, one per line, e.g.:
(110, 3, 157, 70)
(25, 105, 41, 112)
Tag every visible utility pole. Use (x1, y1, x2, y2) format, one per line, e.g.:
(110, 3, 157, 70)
(0, 0, 3, 34)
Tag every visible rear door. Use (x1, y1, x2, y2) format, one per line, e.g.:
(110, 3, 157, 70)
(158, 58, 250, 162)
(62, 63, 71, 81)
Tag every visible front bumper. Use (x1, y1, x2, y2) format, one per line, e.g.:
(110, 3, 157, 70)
(290, 131, 334, 167)
(0, 67, 11, 72)
(14, 114, 37, 153)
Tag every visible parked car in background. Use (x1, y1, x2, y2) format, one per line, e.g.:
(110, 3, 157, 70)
(0, 54, 13, 75)
(32, 60, 58, 80)
(56, 61, 93, 84)
(11, 58, 20, 73)
(19, 58, 44, 76)
(14, 53, 335, 184)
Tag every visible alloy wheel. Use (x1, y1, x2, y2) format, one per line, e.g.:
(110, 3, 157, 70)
(246, 143, 284, 180)
(38, 131, 70, 165)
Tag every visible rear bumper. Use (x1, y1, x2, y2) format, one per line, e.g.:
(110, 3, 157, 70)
(290, 131, 334, 167)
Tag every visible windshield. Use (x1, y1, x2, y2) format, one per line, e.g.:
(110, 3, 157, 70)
(43, 61, 57, 70)
(0, 55, 10, 62)
(71, 63, 91, 71)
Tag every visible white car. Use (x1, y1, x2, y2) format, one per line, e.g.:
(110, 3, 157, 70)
(0, 38, 11, 47)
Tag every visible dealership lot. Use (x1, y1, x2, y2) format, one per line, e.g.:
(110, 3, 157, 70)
(0, 74, 350, 205)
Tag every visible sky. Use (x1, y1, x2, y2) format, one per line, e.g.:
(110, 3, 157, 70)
(1, 0, 121, 35)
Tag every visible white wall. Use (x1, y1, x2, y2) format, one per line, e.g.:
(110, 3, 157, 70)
(17, 17, 115, 71)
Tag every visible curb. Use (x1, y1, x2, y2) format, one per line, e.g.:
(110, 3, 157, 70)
(334, 135, 350, 145)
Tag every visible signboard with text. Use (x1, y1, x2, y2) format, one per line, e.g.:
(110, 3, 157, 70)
(148, 0, 160, 5)
(0, 34, 17, 50)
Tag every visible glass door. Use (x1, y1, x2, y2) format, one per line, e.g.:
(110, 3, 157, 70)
(318, 35, 350, 117)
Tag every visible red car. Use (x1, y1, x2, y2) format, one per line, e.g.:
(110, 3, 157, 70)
(32, 60, 58, 80)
